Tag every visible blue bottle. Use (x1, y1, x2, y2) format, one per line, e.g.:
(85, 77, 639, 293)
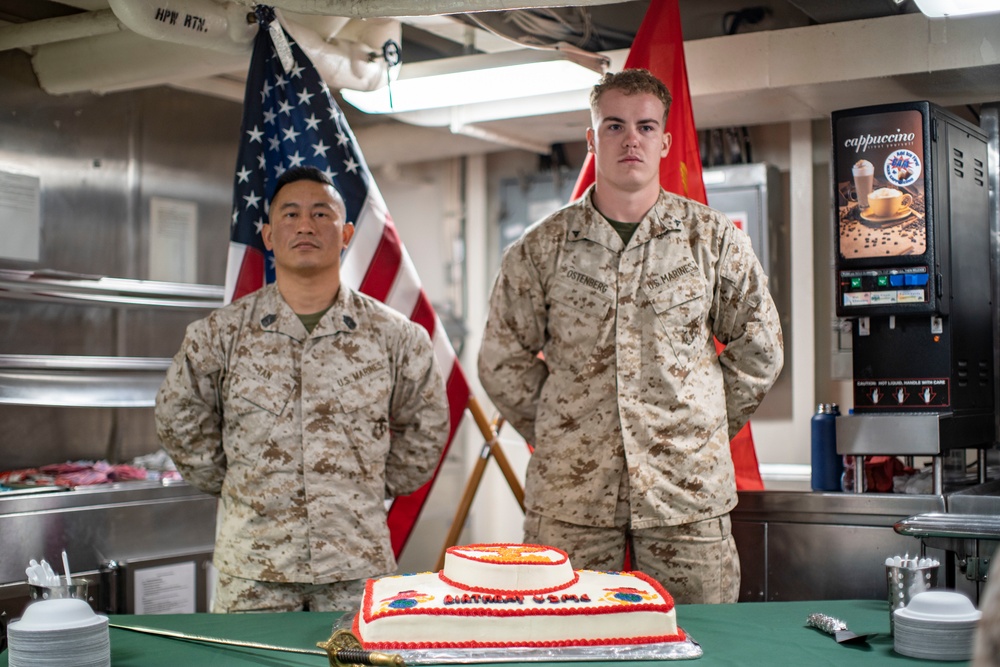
(811, 403, 843, 491)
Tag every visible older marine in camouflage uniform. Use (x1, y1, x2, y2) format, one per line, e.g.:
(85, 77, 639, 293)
(478, 185, 783, 603)
(157, 264, 449, 610)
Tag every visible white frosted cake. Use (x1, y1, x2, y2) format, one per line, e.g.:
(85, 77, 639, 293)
(353, 543, 685, 650)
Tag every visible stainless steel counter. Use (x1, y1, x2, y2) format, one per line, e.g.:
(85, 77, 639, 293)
(732, 490, 948, 602)
(0, 481, 215, 583)
(0, 481, 216, 628)
(734, 489, 946, 524)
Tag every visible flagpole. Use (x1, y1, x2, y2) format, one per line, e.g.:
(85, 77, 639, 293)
(436, 398, 524, 570)
(467, 397, 524, 509)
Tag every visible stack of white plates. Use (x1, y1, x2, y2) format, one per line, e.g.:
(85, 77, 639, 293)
(893, 591, 981, 661)
(6, 598, 110, 667)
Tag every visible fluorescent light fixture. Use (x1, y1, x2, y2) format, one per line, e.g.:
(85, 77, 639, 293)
(340, 49, 605, 115)
(913, 0, 1000, 17)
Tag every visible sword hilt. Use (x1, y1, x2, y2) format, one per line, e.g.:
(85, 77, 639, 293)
(317, 629, 405, 667)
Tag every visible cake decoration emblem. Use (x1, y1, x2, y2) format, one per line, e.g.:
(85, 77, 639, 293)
(601, 586, 657, 605)
(378, 589, 434, 611)
(463, 544, 554, 563)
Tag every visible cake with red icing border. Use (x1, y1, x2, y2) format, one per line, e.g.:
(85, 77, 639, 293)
(353, 543, 685, 650)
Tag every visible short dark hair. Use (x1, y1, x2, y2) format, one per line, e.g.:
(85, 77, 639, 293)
(590, 68, 672, 123)
(269, 165, 335, 206)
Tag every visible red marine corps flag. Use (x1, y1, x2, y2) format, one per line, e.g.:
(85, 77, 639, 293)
(226, 6, 471, 556)
(570, 0, 765, 490)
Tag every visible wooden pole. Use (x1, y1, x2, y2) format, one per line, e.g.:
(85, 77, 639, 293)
(467, 395, 524, 510)
(435, 396, 525, 570)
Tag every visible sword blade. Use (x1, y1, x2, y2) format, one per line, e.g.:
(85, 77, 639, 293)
(109, 622, 327, 656)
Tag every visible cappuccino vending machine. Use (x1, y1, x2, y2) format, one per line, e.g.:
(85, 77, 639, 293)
(831, 101, 994, 493)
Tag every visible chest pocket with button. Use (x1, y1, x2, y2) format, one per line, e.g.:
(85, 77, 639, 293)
(646, 274, 709, 375)
(544, 276, 612, 373)
(333, 368, 392, 464)
(225, 370, 293, 462)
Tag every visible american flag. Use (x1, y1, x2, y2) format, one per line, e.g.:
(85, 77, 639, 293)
(226, 7, 470, 557)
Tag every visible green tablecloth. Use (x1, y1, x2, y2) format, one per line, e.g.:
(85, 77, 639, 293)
(1, 599, 968, 665)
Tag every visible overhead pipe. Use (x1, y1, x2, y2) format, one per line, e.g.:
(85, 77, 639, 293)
(264, 0, 632, 17)
(32, 30, 252, 96)
(282, 10, 397, 92)
(105, 0, 395, 90)
(0, 9, 123, 52)
(106, 0, 256, 55)
(28, 0, 395, 96)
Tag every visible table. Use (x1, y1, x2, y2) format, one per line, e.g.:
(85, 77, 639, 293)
(1, 599, 969, 665)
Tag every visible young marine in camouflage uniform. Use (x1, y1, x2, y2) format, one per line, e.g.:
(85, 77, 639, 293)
(478, 69, 783, 604)
(156, 166, 450, 612)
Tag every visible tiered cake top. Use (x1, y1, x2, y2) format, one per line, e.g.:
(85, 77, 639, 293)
(440, 543, 578, 594)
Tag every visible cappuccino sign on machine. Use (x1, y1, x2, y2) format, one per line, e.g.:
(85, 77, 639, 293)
(832, 102, 994, 475)
(834, 103, 937, 313)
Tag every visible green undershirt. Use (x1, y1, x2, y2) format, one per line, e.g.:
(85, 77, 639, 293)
(605, 217, 640, 246)
(297, 306, 331, 334)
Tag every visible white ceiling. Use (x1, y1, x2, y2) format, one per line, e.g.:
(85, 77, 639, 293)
(1, 0, 999, 161)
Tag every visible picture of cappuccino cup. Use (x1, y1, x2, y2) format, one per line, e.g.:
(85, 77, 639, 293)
(852, 160, 874, 208)
(867, 187, 913, 218)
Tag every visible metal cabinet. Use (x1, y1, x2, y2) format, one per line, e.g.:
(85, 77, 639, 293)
(733, 491, 947, 602)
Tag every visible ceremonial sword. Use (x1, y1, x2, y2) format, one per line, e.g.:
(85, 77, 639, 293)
(108, 624, 404, 667)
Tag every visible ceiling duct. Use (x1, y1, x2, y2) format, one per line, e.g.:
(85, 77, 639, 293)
(31, 29, 250, 95)
(106, 0, 256, 54)
(0, 9, 123, 52)
(25, 0, 398, 97)
(250, 0, 632, 17)
(282, 12, 399, 93)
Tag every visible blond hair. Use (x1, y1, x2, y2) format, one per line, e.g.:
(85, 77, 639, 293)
(590, 68, 672, 122)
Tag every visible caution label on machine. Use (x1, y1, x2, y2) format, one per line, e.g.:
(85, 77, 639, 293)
(854, 378, 949, 409)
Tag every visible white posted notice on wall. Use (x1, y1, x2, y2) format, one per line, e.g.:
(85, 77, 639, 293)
(149, 196, 197, 283)
(133, 561, 196, 615)
(0, 169, 41, 262)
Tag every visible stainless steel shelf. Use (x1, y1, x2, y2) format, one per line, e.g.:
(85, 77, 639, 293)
(0, 269, 224, 310)
(0, 269, 220, 408)
(0, 355, 171, 407)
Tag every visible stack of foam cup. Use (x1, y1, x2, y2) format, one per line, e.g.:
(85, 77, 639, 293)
(6, 597, 110, 667)
(893, 590, 980, 661)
